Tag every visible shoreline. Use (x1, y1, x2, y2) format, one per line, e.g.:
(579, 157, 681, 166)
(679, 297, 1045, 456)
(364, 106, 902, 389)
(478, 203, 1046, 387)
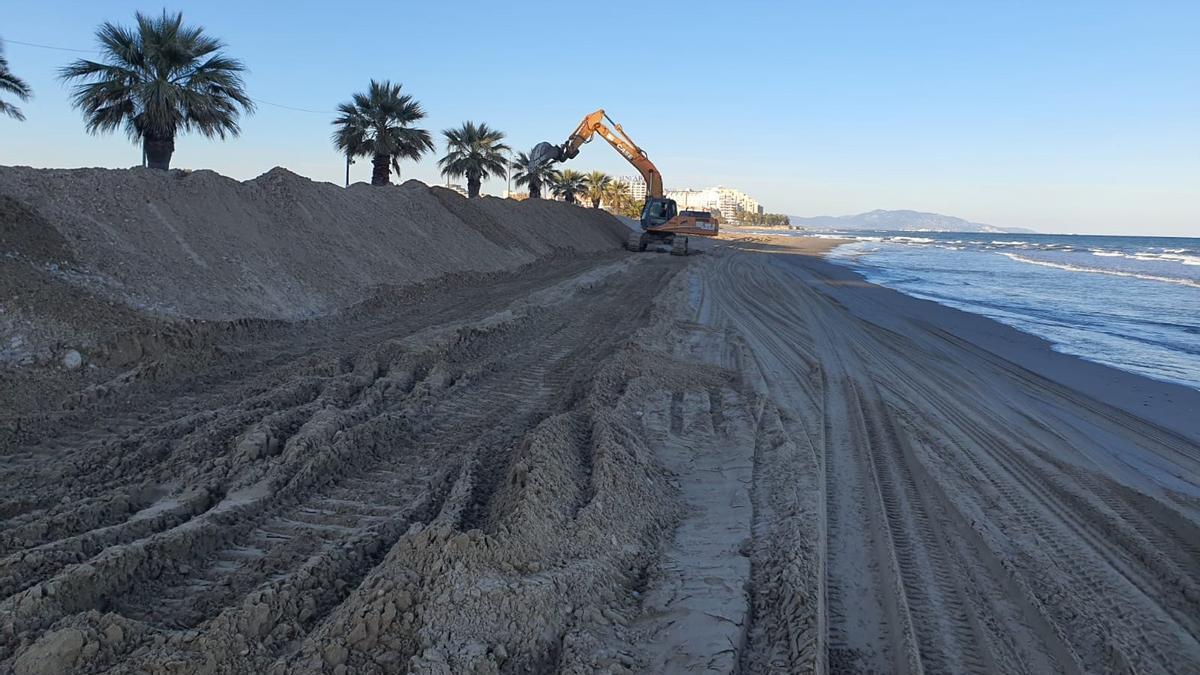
(728, 233, 1200, 444)
(692, 235, 1199, 670)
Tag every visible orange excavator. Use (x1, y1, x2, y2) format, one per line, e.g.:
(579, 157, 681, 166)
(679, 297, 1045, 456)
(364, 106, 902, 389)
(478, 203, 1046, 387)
(528, 109, 718, 255)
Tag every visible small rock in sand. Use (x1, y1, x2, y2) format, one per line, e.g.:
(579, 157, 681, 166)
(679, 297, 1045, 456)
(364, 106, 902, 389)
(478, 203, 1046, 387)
(62, 350, 83, 370)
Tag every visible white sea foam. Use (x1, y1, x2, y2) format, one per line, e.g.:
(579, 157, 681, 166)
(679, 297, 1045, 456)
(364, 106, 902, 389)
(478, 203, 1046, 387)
(1159, 253, 1200, 266)
(999, 253, 1200, 287)
(1088, 251, 1200, 266)
(823, 237, 1200, 390)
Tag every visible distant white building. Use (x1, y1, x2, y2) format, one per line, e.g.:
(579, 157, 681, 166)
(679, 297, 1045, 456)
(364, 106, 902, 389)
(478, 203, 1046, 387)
(614, 175, 648, 202)
(665, 188, 718, 212)
(665, 186, 761, 223)
(614, 177, 762, 222)
(443, 183, 470, 198)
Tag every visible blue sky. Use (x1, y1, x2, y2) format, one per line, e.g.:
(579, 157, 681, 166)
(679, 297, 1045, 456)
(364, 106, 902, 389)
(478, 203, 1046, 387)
(1, 0, 1197, 235)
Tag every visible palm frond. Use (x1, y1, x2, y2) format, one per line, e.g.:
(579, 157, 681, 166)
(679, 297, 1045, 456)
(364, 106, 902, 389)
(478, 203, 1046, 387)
(0, 39, 33, 119)
(331, 79, 432, 178)
(58, 11, 251, 143)
(548, 168, 588, 200)
(438, 121, 510, 183)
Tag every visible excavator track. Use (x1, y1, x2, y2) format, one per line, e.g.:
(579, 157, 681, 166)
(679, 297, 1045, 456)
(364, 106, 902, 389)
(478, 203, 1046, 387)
(625, 231, 647, 252)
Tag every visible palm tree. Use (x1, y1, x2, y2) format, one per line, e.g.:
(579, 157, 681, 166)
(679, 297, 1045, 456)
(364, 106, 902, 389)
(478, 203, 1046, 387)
(0, 39, 33, 121)
(548, 169, 587, 204)
(601, 180, 631, 214)
(332, 80, 433, 186)
(59, 11, 253, 169)
(602, 180, 626, 203)
(439, 121, 509, 198)
(583, 170, 612, 208)
(510, 149, 556, 199)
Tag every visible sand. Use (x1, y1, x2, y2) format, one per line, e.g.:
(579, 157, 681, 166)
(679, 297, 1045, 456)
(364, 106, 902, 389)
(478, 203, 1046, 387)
(1, 171, 1197, 674)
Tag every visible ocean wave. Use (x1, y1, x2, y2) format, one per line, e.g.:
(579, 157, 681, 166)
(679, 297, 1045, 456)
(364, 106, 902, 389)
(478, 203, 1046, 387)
(1157, 253, 1200, 266)
(984, 240, 1080, 252)
(822, 239, 1200, 390)
(890, 236, 934, 243)
(999, 253, 1200, 287)
(1089, 249, 1200, 265)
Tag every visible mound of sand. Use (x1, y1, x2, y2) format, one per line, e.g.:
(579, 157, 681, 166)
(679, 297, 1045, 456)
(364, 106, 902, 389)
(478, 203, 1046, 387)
(0, 166, 626, 321)
(0, 166, 627, 369)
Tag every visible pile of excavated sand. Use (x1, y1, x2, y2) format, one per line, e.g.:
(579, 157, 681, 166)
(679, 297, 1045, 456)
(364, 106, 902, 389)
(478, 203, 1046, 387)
(0, 166, 626, 321)
(0, 165, 627, 370)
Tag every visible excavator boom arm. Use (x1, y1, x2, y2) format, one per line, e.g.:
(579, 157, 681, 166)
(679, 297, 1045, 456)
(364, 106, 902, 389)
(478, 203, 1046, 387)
(550, 109, 664, 198)
(529, 108, 718, 245)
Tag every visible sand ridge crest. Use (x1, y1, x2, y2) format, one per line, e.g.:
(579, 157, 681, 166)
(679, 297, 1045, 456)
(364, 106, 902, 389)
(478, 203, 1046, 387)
(0, 165, 627, 322)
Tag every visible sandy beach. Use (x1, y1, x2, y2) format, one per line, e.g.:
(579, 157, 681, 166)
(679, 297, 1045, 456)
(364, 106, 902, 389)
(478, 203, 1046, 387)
(1, 173, 1197, 673)
(698, 235, 1200, 672)
(2, 0, 1194, 670)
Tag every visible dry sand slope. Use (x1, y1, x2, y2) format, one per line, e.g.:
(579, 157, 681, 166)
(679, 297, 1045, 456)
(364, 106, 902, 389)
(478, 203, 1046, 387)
(1, 173, 1198, 674)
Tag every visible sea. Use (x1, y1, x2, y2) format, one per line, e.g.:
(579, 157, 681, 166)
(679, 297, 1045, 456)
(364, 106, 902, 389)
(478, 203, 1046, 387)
(783, 231, 1199, 390)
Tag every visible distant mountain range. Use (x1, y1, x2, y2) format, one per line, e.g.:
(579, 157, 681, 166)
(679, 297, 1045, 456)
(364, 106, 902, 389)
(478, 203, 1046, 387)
(788, 209, 1034, 234)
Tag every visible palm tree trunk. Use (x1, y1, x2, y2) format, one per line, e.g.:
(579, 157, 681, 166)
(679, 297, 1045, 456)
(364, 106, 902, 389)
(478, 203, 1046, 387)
(529, 179, 541, 200)
(591, 197, 601, 208)
(371, 153, 391, 186)
(467, 171, 481, 199)
(143, 134, 175, 170)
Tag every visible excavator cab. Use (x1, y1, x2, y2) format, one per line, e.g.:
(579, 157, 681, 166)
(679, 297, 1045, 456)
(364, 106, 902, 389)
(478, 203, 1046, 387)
(641, 197, 678, 229)
(629, 197, 692, 255)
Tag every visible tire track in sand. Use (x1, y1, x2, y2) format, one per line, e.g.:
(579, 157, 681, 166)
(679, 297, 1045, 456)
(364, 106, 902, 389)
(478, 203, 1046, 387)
(694, 243, 1164, 673)
(1, 258, 672, 667)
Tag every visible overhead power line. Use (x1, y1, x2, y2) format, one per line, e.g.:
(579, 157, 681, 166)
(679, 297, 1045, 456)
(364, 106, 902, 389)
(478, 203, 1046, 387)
(4, 38, 94, 53)
(4, 36, 335, 114)
(249, 99, 334, 114)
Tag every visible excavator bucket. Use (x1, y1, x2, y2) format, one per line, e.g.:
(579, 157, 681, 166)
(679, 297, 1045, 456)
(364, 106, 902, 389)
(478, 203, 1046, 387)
(528, 142, 563, 171)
